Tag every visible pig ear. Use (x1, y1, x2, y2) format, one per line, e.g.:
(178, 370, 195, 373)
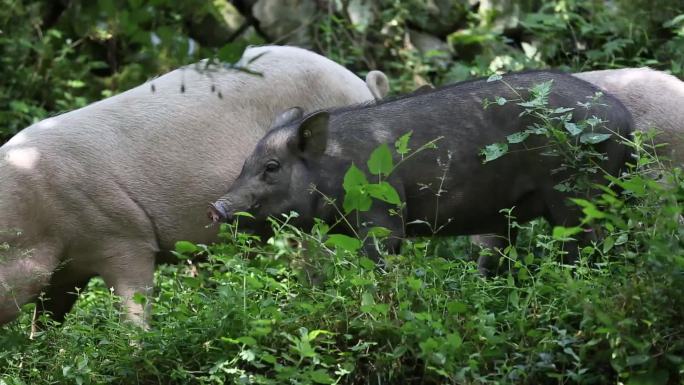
(272, 107, 304, 129)
(293, 111, 329, 158)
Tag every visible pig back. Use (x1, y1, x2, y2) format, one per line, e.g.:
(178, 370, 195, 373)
(0, 46, 377, 253)
(323, 71, 633, 235)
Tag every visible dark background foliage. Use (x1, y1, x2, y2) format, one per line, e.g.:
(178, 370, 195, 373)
(2, 0, 683, 141)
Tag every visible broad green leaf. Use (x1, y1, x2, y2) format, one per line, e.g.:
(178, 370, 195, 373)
(602, 235, 615, 253)
(530, 80, 553, 98)
(367, 226, 392, 238)
(447, 301, 468, 314)
(309, 369, 335, 384)
(359, 257, 376, 270)
(552, 226, 582, 240)
(239, 349, 255, 362)
(524, 253, 534, 264)
(570, 198, 606, 219)
(664, 14, 684, 28)
(580, 132, 612, 144)
(343, 163, 369, 191)
(361, 291, 375, 306)
(174, 241, 197, 254)
(496, 96, 507, 105)
(366, 182, 401, 205)
(237, 336, 257, 346)
(480, 143, 508, 163)
(343, 163, 372, 213)
(447, 332, 463, 350)
(367, 143, 394, 176)
(307, 329, 333, 341)
(217, 41, 248, 63)
(507, 131, 529, 144)
(325, 234, 362, 252)
(395, 131, 412, 155)
(564, 122, 583, 136)
(343, 187, 372, 213)
(553, 107, 575, 114)
(626, 354, 651, 367)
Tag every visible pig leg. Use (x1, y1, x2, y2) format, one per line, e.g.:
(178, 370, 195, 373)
(544, 192, 592, 265)
(32, 266, 93, 328)
(473, 229, 518, 277)
(85, 240, 156, 328)
(0, 242, 60, 325)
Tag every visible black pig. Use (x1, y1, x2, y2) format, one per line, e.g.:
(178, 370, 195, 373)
(209, 71, 634, 273)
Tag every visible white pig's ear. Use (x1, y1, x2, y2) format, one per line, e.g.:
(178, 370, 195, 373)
(272, 107, 304, 129)
(293, 111, 329, 158)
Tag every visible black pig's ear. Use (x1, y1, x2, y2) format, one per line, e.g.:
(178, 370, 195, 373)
(272, 107, 304, 129)
(292, 111, 329, 158)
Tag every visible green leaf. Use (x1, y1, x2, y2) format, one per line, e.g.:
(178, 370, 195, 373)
(446, 301, 468, 314)
(361, 291, 375, 307)
(307, 329, 333, 341)
(343, 163, 369, 191)
(325, 234, 362, 252)
(132, 292, 147, 305)
(407, 277, 422, 291)
(531, 80, 553, 98)
(309, 369, 334, 384)
(237, 336, 257, 346)
(564, 122, 583, 136)
(553, 107, 575, 114)
(447, 332, 463, 350)
(174, 241, 197, 254)
(496, 96, 507, 105)
(580, 132, 612, 144)
(216, 41, 248, 63)
(664, 14, 684, 28)
(343, 164, 372, 213)
(570, 198, 606, 219)
(66, 80, 86, 88)
(395, 132, 412, 155)
(367, 226, 392, 239)
(359, 257, 376, 270)
(480, 143, 508, 163)
(552, 226, 582, 240)
(524, 253, 534, 264)
(626, 354, 651, 367)
(367, 143, 394, 176)
(602, 235, 615, 253)
(506, 131, 529, 144)
(366, 182, 401, 205)
(343, 187, 373, 213)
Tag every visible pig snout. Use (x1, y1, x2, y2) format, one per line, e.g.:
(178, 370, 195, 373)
(207, 201, 232, 223)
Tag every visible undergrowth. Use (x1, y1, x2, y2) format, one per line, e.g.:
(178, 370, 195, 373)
(2, 87, 684, 385)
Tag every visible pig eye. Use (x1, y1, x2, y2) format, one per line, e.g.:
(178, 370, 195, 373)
(265, 160, 280, 173)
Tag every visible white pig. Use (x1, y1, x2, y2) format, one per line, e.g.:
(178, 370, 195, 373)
(574, 67, 684, 165)
(0, 45, 388, 327)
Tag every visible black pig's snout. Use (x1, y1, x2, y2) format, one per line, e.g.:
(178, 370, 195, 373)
(208, 202, 232, 223)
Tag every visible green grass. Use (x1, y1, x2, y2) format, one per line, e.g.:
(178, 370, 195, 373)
(2, 178, 683, 384)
